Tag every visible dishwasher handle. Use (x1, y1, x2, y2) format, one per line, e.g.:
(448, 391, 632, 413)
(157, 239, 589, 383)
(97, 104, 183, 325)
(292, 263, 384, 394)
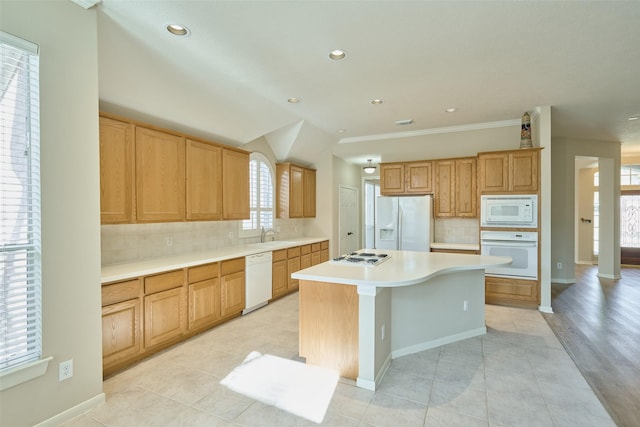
(246, 251, 273, 265)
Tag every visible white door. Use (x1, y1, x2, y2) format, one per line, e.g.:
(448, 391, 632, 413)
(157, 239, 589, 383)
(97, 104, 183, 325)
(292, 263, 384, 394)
(339, 185, 359, 255)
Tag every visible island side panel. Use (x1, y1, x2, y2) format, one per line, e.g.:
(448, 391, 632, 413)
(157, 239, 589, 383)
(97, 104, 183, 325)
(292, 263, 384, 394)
(299, 280, 359, 379)
(357, 286, 392, 391)
(390, 269, 486, 357)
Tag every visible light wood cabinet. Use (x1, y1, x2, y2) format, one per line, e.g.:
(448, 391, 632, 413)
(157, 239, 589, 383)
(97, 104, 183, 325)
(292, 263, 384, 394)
(276, 163, 316, 218)
(143, 270, 186, 349)
(485, 276, 538, 308)
(478, 148, 539, 194)
(222, 149, 250, 220)
(434, 157, 477, 217)
(321, 240, 330, 262)
(186, 140, 222, 221)
(187, 262, 221, 331)
(272, 249, 288, 299)
(380, 161, 432, 195)
(99, 116, 135, 223)
(136, 127, 186, 222)
(220, 258, 245, 317)
(287, 246, 301, 292)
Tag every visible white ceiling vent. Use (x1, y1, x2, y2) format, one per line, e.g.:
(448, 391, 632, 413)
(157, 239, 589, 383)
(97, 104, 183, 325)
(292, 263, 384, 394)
(395, 119, 414, 126)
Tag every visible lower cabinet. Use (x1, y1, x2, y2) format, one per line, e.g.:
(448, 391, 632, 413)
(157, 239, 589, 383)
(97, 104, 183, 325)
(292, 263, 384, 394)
(272, 249, 288, 299)
(144, 286, 187, 349)
(320, 240, 329, 262)
(102, 298, 141, 371)
(287, 246, 301, 292)
(221, 257, 246, 317)
(187, 262, 221, 332)
(485, 276, 539, 308)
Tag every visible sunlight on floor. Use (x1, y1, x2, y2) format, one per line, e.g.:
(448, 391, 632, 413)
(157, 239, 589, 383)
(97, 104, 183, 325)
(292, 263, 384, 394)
(220, 351, 339, 424)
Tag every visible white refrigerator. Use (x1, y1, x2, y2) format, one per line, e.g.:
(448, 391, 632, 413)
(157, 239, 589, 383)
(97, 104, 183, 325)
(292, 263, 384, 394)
(375, 195, 434, 251)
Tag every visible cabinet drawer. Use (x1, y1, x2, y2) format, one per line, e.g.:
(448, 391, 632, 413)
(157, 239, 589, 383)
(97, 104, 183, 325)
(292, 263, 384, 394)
(221, 257, 245, 276)
(300, 244, 311, 255)
(311, 243, 321, 252)
(288, 246, 301, 258)
(102, 279, 141, 306)
(321, 241, 329, 250)
(188, 262, 219, 283)
(144, 270, 184, 295)
(273, 249, 287, 262)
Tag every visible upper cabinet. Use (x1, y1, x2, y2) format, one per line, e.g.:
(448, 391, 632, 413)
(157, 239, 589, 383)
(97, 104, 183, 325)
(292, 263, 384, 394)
(478, 148, 540, 194)
(434, 157, 477, 218)
(186, 140, 222, 221)
(222, 149, 250, 220)
(100, 116, 135, 223)
(380, 161, 432, 195)
(136, 127, 186, 223)
(99, 112, 250, 224)
(276, 163, 316, 218)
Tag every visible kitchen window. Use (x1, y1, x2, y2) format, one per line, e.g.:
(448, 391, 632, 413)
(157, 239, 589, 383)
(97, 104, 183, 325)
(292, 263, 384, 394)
(241, 152, 274, 236)
(1, 31, 47, 386)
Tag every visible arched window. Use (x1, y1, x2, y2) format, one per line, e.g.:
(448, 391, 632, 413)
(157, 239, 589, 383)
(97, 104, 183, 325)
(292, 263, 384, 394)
(242, 152, 274, 235)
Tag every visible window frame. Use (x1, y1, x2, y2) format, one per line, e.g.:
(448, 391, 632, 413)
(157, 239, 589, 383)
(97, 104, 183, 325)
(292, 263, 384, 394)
(239, 152, 275, 238)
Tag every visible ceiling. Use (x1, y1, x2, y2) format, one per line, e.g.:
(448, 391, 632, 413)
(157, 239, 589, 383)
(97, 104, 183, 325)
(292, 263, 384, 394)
(95, 1, 640, 167)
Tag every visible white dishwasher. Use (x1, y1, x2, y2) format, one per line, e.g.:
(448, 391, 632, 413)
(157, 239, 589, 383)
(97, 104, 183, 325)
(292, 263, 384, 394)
(243, 251, 273, 315)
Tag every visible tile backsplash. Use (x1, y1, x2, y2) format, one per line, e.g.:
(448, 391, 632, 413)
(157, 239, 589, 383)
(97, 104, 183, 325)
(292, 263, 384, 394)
(434, 218, 479, 244)
(101, 219, 309, 266)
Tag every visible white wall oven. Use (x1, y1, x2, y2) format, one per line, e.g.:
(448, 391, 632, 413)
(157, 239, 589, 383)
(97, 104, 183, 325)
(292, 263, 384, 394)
(481, 195, 537, 228)
(481, 231, 538, 280)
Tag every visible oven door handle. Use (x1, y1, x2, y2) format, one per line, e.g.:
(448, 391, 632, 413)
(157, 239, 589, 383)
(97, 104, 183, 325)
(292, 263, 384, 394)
(481, 241, 537, 247)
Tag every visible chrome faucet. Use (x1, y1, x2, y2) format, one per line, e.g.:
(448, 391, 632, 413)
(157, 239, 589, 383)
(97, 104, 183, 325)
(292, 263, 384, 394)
(261, 227, 277, 243)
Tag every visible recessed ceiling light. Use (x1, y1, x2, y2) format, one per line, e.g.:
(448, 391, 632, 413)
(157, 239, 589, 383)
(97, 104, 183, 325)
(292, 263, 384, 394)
(445, 108, 457, 113)
(395, 119, 414, 125)
(371, 99, 383, 105)
(287, 97, 300, 104)
(166, 24, 189, 36)
(629, 116, 639, 121)
(329, 49, 347, 60)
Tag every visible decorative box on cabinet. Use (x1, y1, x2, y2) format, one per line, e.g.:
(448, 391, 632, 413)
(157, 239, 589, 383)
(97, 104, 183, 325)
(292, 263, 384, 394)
(276, 163, 316, 218)
(99, 116, 135, 224)
(478, 148, 540, 194)
(380, 161, 432, 195)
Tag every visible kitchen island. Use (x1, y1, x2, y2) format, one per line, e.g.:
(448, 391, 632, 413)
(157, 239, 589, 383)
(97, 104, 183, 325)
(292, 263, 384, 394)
(292, 250, 511, 390)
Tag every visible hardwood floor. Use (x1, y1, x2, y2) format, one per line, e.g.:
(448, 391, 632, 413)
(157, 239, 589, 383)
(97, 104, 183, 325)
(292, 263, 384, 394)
(543, 264, 640, 427)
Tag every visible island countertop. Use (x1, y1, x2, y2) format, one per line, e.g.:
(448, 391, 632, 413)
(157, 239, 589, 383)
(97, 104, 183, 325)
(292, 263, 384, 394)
(292, 250, 511, 288)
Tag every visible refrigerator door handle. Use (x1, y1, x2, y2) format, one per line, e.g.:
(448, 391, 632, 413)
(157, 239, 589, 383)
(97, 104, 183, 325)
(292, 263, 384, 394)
(398, 205, 403, 250)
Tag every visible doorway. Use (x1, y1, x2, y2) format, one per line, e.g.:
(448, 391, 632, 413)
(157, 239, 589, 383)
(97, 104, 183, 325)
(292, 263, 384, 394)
(621, 190, 640, 265)
(338, 185, 359, 255)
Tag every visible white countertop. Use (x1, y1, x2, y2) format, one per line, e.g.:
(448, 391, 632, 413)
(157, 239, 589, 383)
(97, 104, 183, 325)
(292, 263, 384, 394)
(430, 242, 480, 251)
(101, 237, 327, 284)
(292, 250, 510, 288)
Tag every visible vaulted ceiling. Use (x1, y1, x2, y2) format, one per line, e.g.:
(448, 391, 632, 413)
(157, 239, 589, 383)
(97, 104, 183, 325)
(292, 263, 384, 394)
(96, 1, 640, 166)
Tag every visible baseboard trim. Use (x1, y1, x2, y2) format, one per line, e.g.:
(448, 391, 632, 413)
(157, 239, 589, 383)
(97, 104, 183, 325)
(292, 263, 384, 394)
(597, 273, 621, 280)
(538, 305, 554, 314)
(551, 277, 576, 284)
(391, 326, 487, 359)
(34, 393, 105, 427)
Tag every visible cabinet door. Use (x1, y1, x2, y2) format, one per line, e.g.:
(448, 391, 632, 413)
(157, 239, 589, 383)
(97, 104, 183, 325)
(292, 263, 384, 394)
(478, 153, 509, 193)
(272, 260, 288, 298)
(186, 140, 222, 221)
(455, 158, 477, 217)
(320, 240, 330, 262)
(102, 298, 141, 369)
(301, 253, 312, 270)
(485, 276, 538, 307)
(303, 168, 316, 218)
(434, 160, 455, 217)
(290, 165, 305, 218)
(188, 278, 221, 331)
(221, 271, 246, 317)
(406, 161, 433, 193)
(380, 163, 405, 195)
(99, 116, 135, 224)
(311, 251, 321, 266)
(136, 127, 186, 222)
(287, 256, 301, 291)
(144, 287, 186, 349)
(222, 149, 250, 220)
(510, 150, 538, 192)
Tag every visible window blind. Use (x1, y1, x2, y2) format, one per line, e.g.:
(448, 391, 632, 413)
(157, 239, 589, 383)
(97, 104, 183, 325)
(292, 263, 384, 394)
(242, 154, 274, 232)
(0, 31, 42, 372)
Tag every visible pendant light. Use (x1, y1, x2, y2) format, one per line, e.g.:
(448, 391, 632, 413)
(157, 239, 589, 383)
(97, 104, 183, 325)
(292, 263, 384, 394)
(363, 159, 376, 174)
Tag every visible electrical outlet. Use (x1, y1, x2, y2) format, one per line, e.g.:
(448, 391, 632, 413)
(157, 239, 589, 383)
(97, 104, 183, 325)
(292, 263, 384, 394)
(59, 359, 73, 381)
(557, 262, 563, 270)
(381, 324, 385, 341)
(165, 236, 173, 247)
(463, 300, 469, 312)
(228, 232, 234, 240)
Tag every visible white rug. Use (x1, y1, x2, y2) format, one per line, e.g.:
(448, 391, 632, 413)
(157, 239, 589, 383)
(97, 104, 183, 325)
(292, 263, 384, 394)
(220, 351, 339, 424)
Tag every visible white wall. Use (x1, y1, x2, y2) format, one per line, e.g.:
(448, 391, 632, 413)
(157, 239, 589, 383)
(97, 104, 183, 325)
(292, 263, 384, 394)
(0, 2, 104, 426)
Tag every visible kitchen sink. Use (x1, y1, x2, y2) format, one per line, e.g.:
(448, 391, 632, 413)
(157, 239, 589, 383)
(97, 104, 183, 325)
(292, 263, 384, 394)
(250, 241, 296, 249)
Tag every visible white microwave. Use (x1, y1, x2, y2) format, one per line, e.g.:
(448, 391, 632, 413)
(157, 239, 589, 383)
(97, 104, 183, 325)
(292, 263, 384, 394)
(480, 195, 537, 228)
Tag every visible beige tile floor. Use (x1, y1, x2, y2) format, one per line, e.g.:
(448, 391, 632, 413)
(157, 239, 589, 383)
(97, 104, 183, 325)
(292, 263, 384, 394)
(62, 294, 615, 427)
